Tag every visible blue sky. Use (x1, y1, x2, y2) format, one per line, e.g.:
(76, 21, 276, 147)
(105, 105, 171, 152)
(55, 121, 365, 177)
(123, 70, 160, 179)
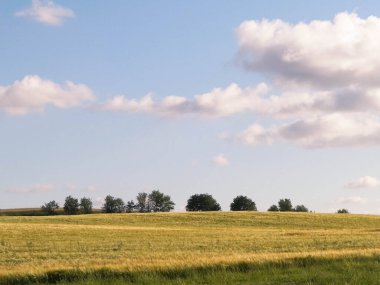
(1, 1, 380, 213)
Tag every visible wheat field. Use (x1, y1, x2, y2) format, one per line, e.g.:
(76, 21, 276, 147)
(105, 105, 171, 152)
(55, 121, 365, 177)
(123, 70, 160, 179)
(0, 211, 379, 284)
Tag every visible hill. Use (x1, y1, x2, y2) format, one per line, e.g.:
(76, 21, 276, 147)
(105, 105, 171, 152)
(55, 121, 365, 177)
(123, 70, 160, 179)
(0, 211, 379, 284)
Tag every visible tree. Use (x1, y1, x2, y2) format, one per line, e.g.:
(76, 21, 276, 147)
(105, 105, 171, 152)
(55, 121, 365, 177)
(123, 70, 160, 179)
(337, 208, 349, 214)
(230, 195, 257, 211)
(125, 200, 136, 213)
(136, 192, 149, 212)
(278, 198, 293, 212)
(294, 204, 309, 212)
(102, 195, 125, 213)
(64, 195, 79, 215)
(268, 204, 279, 212)
(41, 200, 59, 215)
(79, 197, 93, 214)
(148, 190, 175, 212)
(186, 194, 221, 211)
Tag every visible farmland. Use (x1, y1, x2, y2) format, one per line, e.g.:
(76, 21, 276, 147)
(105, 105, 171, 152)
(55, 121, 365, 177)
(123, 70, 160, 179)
(0, 212, 379, 284)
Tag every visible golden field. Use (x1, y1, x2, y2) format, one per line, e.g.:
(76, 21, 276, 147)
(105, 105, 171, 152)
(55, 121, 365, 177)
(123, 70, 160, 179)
(0, 211, 379, 280)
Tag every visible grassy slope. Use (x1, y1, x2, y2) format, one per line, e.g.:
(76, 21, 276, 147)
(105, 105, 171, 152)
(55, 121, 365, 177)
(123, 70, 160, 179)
(0, 212, 379, 284)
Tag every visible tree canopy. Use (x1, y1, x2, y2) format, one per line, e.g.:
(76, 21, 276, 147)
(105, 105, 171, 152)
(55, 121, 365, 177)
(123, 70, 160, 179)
(278, 198, 293, 212)
(128, 190, 175, 212)
(268, 204, 279, 212)
(186, 194, 221, 211)
(294, 204, 309, 212)
(102, 195, 125, 213)
(230, 195, 257, 211)
(79, 197, 93, 214)
(148, 190, 175, 212)
(64, 195, 79, 215)
(337, 208, 349, 214)
(41, 200, 59, 215)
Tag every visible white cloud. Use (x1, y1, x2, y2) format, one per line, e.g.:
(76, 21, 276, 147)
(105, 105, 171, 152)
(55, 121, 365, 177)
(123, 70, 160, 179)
(237, 12, 380, 88)
(213, 154, 229, 167)
(345, 176, 380, 189)
(101, 83, 269, 117)
(99, 12, 380, 149)
(337, 196, 368, 204)
(102, 94, 154, 113)
(239, 113, 380, 148)
(0, 75, 94, 115)
(15, 0, 74, 26)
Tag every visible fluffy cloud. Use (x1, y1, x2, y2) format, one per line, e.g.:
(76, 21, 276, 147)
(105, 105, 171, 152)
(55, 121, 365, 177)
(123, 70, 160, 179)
(337, 196, 368, 204)
(232, 12, 380, 148)
(239, 113, 380, 148)
(237, 12, 380, 88)
(100, 12, 380, 149)
(345, 176, 380, 189)
(213, 154, 229, 167)
(15, 0, 74, 26)
(0, 75, 94, 115)
(102, 83, 269, 117)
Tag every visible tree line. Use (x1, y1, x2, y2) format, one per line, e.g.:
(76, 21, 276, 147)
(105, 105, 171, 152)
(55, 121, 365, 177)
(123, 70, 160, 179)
(40, 191, 349, 215)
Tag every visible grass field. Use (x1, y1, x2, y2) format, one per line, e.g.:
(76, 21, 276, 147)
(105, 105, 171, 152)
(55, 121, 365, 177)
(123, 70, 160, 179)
(0, 211, 379, 284)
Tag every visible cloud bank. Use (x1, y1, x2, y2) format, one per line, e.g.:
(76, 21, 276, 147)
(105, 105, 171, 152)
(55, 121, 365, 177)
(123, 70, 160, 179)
(15, 0, 74, 26)
(100, 12, 380, 148)
(237, 12, 380, 89)
(102, 83, 269, 117)
(345, 176, 380, 189)
(0, 75, 94, 115)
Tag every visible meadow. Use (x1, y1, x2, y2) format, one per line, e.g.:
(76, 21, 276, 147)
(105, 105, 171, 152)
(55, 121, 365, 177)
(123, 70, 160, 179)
(0, 211, 379, 284)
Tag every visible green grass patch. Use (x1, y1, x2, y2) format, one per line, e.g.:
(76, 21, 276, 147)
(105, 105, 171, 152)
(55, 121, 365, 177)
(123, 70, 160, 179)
(1, 255, 379, 285)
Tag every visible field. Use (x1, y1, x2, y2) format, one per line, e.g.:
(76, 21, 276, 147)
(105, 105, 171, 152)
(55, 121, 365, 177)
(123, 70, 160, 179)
(0, 212, 379, 284)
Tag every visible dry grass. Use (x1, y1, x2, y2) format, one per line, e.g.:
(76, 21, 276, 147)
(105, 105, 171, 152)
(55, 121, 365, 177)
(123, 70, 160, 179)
(0, 211, 379, 278)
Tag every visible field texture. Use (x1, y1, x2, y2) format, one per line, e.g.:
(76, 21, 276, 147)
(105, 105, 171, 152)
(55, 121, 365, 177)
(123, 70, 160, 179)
(0, 212, 379, 284)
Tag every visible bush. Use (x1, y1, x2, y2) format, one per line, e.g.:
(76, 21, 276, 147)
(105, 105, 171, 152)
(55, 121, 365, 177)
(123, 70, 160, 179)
(230, 195, 257, 211)
(186, 194, 221, 211)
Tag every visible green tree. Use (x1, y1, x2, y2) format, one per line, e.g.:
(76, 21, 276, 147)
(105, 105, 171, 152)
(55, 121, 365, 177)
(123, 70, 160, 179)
(64, 195, 79, 215)
(148, 190, 175, 212)
(136, 192, 149, 212)
(102, 195, 125, 213)
(268, 204, 279, 212)
(79, 197, 93, 214)
(230, 195, 257, 211)
(278, 198, 293, 212)
(41, 200, 59, 215)
(125, 200, 136, 213)
(294, 204, 309, 212)
(337, 208, 349, 214)
(186, 194, 221, 211)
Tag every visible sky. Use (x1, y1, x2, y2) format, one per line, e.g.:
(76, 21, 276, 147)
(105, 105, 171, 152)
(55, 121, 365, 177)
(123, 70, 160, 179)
(1, 0, 380, 214)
